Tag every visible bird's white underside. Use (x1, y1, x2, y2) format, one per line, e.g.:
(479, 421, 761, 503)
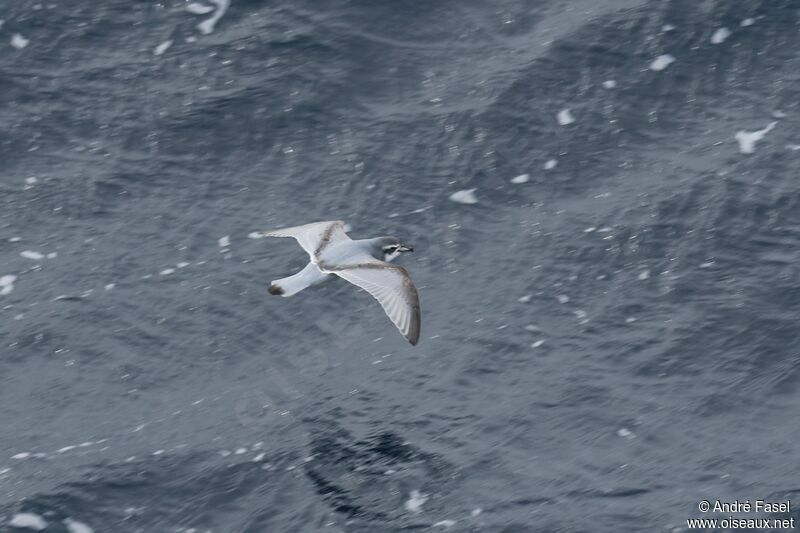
(262, 220, 421, 345)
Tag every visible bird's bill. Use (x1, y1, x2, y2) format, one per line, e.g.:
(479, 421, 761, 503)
(398, 245, 414, 252)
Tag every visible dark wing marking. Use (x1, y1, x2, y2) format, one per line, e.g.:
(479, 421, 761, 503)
(262, 220, 350, 260)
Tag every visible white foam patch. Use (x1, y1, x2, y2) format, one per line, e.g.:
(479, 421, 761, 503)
(154, 40, 173, 56)
(531, 339, 545, 348)
(710, 27, 731, 44)
(160, 268, 175, 276)
(602, 80, 616, 89)
(218, 235, 230, 247)
(510, 173, 529, 184)
(47, 252, 57, 259)
(11, 34, 30, 49)
(248, 231, 264, 239)
(176, 262, 190, 268)
(64, 518, 94, 533)
(10, 513, 47, 530)
(0, 275, 17, 296)
(405, 490, 428, 514)
(25, 176, 38, 185)
(20, 250, 44, 260)
(662, 24, 675, 32)
(186, 2, 215, 14)
(433, 519, 457, 528)
(518, 294, 532, 303)
(544, 159, 557, 170)
(649, 54, 675, 71)
(9, 237, 22, 242)
(104, 283, 115, 291)
(740, 18, 755, 27)
(197, 0, 230, 35)
(638, 270, 650, 280)
(449, 189, 478, 204)
(617, 427, 635, 439)
(735, 122, 777, 154)
(557, 108, 575, 125)
(471, 508, 482, 516)
(557, 294, 569, 304)
(11, 452, 30, 460)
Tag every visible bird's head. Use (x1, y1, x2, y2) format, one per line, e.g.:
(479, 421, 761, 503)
(380, 236, 413, 261)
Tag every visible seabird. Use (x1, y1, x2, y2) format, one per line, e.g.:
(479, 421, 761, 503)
(261, 220, 421, 345)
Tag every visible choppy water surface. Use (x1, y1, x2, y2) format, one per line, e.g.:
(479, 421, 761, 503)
(2, 1, 799, 531)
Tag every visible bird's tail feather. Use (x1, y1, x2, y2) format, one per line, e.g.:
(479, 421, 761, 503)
(269, 263, 328, 297)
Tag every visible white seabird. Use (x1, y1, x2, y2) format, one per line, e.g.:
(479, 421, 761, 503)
(262, 220, 421, 345)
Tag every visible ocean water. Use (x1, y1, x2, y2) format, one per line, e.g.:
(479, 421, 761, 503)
(1, 1, 799, 531)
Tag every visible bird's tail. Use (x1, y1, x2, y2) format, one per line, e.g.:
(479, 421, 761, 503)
(268, 262, 328, 297)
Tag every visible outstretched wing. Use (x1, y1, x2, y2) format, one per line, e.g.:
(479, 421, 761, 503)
(262, 220, 350, 260)
(328, 261, 421, 345)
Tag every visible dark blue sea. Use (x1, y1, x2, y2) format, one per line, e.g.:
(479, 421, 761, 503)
(2, 1, 799, 532)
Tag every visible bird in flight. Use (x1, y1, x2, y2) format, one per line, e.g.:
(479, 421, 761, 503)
(261, 220, 421, 345)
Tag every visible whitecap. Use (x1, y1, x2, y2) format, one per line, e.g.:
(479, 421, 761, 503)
(557, 108, 575, 125)
(449, 189, 478, 205)
(510, 173, 529, 184)
(405, 490, 428, 513)
(197, 0, 230, 35)
(20, 250, 44, 260)
(154, 40, 173, 56)
(649, 54, 675, 71)
(64, 518, 94, 533)
(0, 275, 17, 296)
(602, 80, 616, 89)
(186, 2, 215, 14)
(710, 27, 731, 44)
(11, 34, 30, 49)
(735, 122, 777, 154)
(617, 428, 635, 439)
(544, 159, 557, 170)
(10, 513, 47, 530)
